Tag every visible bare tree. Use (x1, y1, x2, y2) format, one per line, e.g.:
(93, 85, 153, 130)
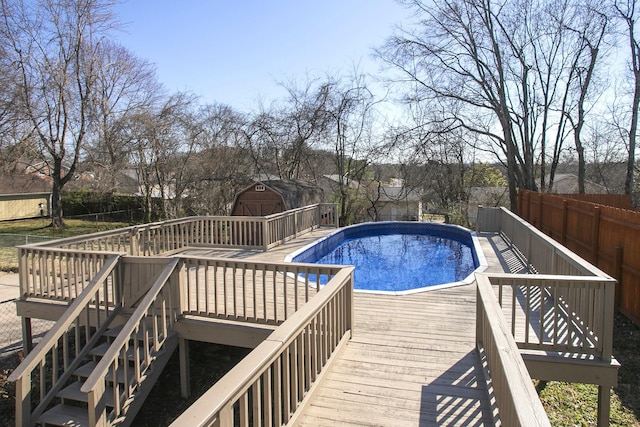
(326, 73, 383, 226)
(563, 4, 609, 193)
(126, 92, 197, 222)
(183, 103, 254, 215)
(378, 0, 613, 208)
(378, 0, 533, 210)
(87, 40, 161, 194)
(246, 78, 333, 180)
(615, 0, 640, 198)
(1, 0, 119, 227)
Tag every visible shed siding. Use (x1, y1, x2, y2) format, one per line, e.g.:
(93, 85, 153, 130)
(232, 185, 285, 216)
(0, 193, 50, 221)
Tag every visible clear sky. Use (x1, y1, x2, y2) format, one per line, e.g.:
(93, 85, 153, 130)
(113, 1, 412, 111)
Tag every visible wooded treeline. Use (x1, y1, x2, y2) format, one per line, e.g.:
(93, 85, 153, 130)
(0, 0, 638, 226)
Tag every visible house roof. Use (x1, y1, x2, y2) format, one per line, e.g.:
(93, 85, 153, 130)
(378, 186, 422, 202)
(0, 174, 52, 195)
(546, 173, 608, 194)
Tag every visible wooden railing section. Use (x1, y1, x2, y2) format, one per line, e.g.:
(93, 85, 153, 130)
(18, 247, 123, 302)
(488, 273, 614, 358)
(9, 256, 122, 426)
(476, 274, 551, 427)
(82, 258, 181, 426)
(170, 266, 354, 427)
(178, 256, 344, 324)
(476, 206, 617, 427)
(16, 204, 338, 300)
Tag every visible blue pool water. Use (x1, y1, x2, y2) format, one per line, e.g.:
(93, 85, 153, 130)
(287, 222, 485, 294)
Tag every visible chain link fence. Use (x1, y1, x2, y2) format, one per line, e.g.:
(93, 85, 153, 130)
(0, 298, 54, 365)
(0, 234, 52, 247)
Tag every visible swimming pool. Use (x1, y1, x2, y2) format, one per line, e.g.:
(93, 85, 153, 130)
(286, 222, 487, 294)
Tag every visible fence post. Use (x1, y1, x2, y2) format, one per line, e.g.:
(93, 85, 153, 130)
(591, 207, 601, 265)
(538, 193, 544, 229)
(561, 199, 568, 245)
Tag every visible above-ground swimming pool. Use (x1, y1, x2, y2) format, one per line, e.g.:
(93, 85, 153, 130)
(286, 222, 487, 294)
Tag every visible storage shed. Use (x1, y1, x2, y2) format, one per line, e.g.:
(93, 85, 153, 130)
(0, 174, 52, 221)
(231, 180, 324, 216)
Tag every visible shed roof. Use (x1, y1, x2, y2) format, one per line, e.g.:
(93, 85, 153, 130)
(0, 174, 52, 195)
(250, 179, 324, 210)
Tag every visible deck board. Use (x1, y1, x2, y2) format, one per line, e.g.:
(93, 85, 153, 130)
(293, 286, 499, 427)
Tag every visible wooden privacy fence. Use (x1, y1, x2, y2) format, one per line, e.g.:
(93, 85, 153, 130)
(518, 190, 640, 324)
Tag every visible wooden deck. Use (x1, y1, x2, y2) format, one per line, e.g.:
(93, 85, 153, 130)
(185, 229, 527, 426)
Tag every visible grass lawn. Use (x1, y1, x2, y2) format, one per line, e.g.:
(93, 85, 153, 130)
(0, 218, 130, 272)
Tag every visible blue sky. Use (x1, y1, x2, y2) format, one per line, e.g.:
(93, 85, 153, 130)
(114, 1, 411, 110)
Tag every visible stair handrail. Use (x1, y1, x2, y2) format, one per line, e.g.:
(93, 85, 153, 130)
(9, 254, 123, 426)
(81, 257, 181, 426)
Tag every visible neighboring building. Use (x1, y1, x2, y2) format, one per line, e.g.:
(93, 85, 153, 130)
(546, 173, 608, 194)
(468, 186, 509, 226)
(316, 174, 361, 202)
(231, 180, 325, 216)
(373, 183, 423, 221)
(0, 174, 52, 221)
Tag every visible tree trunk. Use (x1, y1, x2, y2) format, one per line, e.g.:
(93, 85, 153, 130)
(50, 160, 65, 228)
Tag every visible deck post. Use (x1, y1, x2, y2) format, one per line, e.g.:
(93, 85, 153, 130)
(262, 218, 269, 251)
(613, 247, 623, 309)
(21, 316, 33, 355)
(597, 385, 611, 427)
(179, 338, 191, 398)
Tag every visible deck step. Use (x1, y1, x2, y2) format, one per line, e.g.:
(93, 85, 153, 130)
(90, 342, 144, 361)
(58, 381, 116, 407)
(74, 361, 136, 385)
(104, 325, 159, 341)
(37, 403, 89, 427)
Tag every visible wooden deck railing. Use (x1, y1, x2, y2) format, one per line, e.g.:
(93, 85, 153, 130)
(491, 206, 612, 276)
(18, 247, 123, 302)
(476, 273, 551, 427)
(487, 273, 614, 359)
(81, 258, 181, 426)
(264, 203, 337, 250)
(178, 256, 345, 324)
(477, 207, 616, 357)
(170, 266, 354, 427)
(477, 206, 617, 427)
(9, 256, 122, 426)
(16, 205, 338, 300)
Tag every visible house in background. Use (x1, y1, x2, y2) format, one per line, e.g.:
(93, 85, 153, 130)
(231, 180, 324, 216)
(0, 174, 52, 221)
(546, 173, 609, 194)
(372, 182, 423, 221)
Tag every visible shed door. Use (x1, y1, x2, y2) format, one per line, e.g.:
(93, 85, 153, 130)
(238, 200, 283, 216)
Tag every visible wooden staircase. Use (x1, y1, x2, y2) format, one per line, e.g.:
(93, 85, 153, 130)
(37, 324, 179, 427)
(10, 257, 183, 427)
